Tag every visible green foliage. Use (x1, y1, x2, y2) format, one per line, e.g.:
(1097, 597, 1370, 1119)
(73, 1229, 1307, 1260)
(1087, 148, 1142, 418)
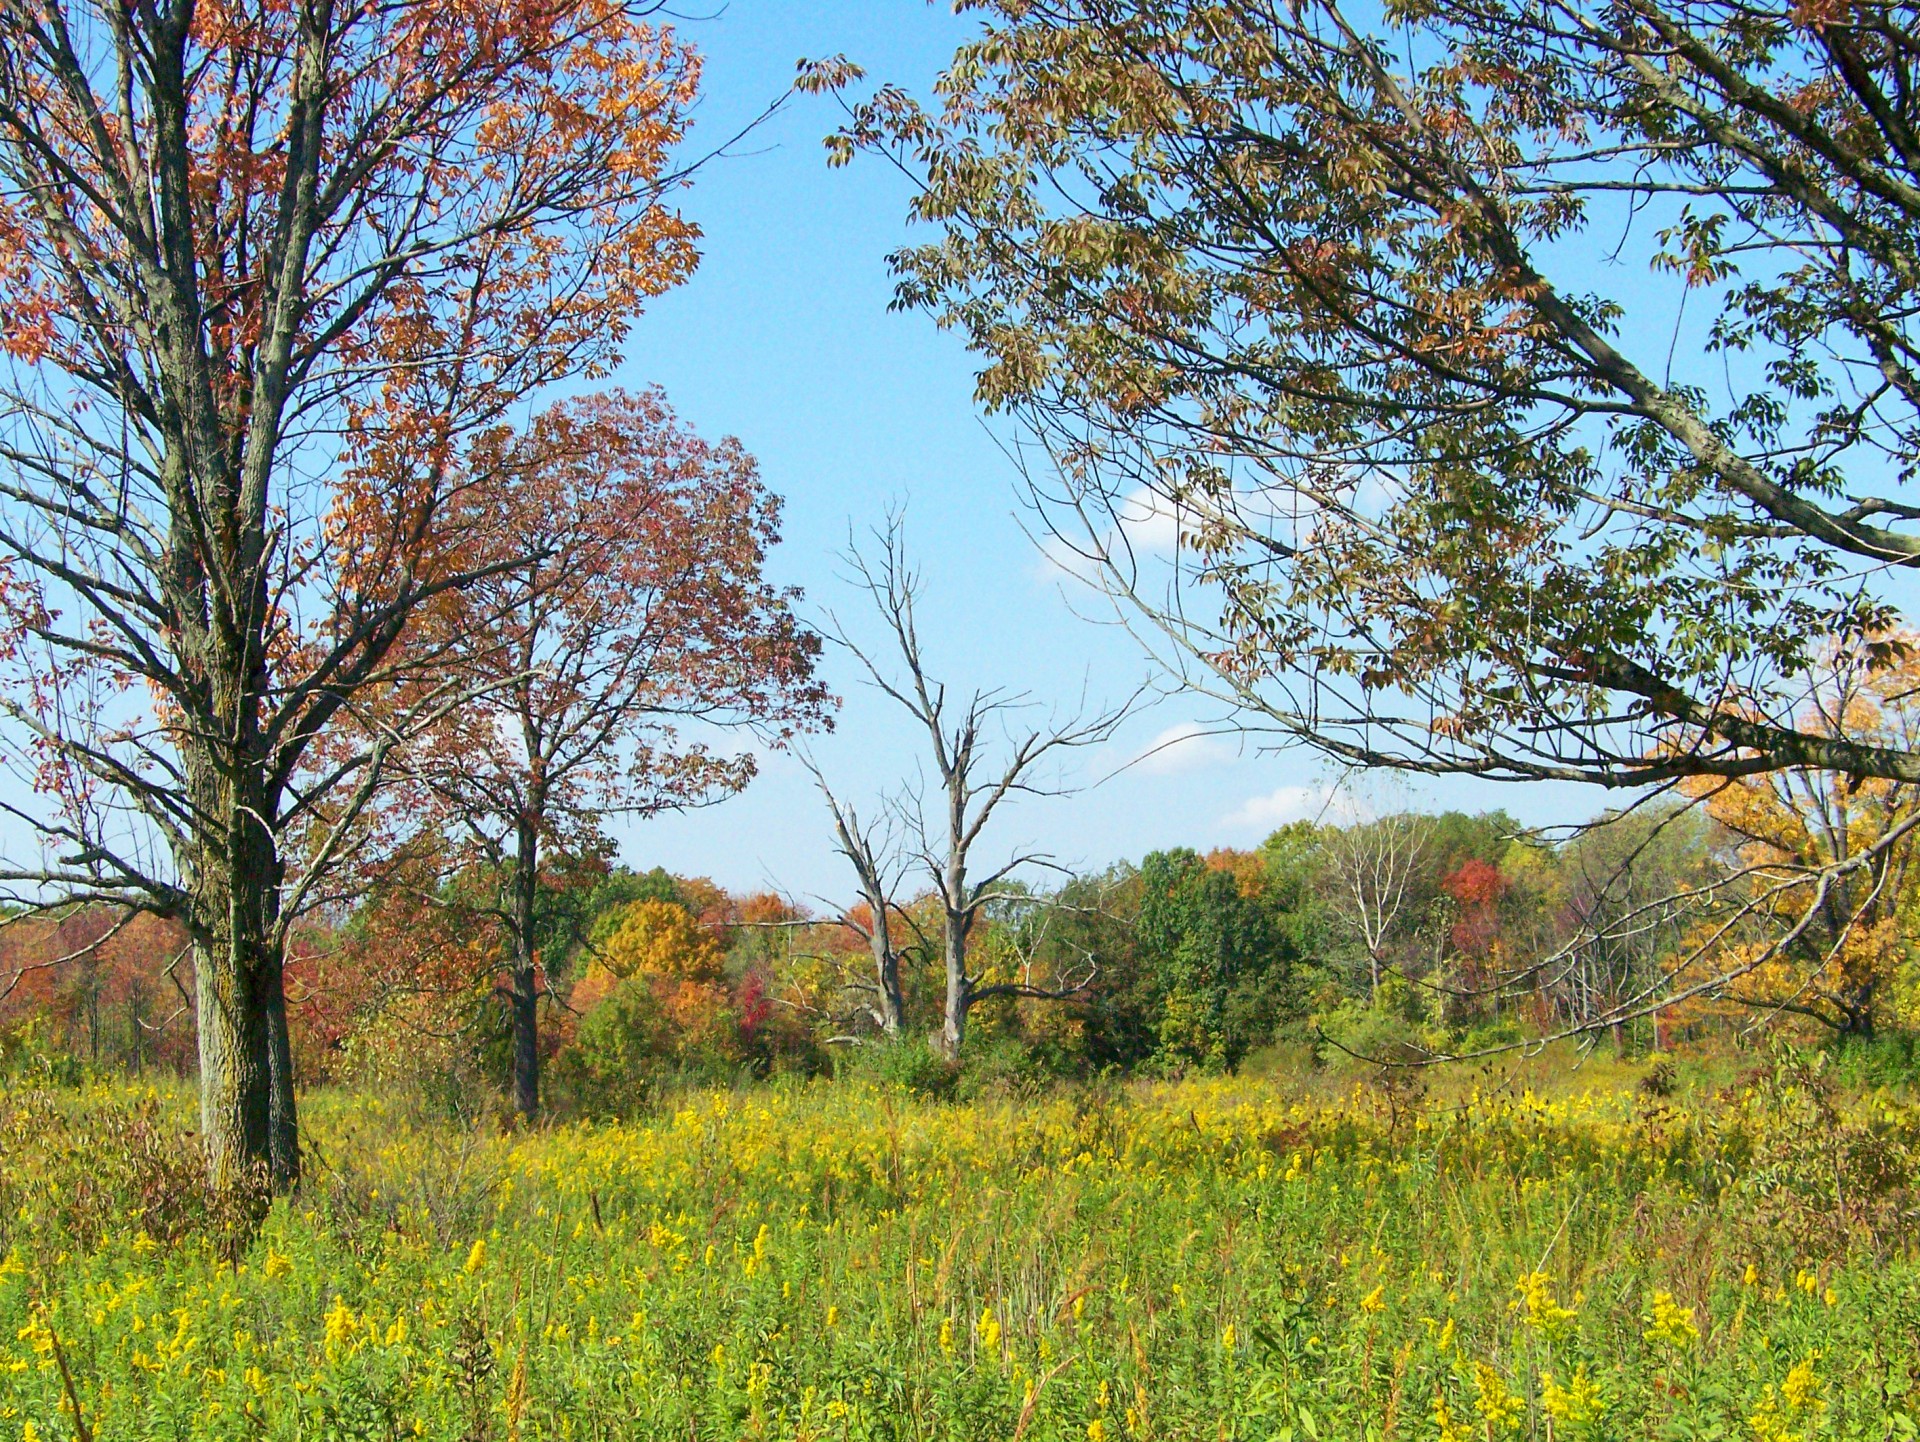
(1137, 849, 1292, 1072)
(1723, 1045, 1918, 1261)
(8, 1072, 1920, 1439)
(548, 976, 679, 1117)
(843, 0, 1920, 792)
(836, 1036, 960, 1098)
(1313, 977, 1445, 1070)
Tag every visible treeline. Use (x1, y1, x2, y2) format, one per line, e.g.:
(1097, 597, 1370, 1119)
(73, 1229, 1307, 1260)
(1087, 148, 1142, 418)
(16, 783, 1919, 1111)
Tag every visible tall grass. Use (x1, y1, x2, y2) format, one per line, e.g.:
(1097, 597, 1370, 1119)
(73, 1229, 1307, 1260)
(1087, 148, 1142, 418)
(2, 1058, 1916, 1440)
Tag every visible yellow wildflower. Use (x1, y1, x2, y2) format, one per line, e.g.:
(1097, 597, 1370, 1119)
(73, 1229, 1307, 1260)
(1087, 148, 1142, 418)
(1433, 1392, 1471, 1442)
(463, 1239, 486, 1275)
(1542, 1365, 1605, 1426)
(1643, 1291, 1700, 1348)
(976, 1305, 1001, 1351)
(322, 1299, 357, 1357)
(1751, 1355, 1826, 1442)
(1513, 1271, 1577, 1335)
(1473, 1362, 1523, 1432)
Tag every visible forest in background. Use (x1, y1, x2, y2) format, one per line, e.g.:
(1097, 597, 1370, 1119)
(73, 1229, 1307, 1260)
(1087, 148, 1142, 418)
(14, 766, 1920, 1121)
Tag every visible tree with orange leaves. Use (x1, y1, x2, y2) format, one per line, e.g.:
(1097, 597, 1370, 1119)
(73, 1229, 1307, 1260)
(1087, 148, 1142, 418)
(0, 0, 818, 1191)
(392, 390, 828, 1120)
(1683, 644, 1920, 1038)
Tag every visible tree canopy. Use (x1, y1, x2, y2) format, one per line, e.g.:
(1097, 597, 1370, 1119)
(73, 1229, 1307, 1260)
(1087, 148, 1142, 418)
(837, 0, 1920, 791)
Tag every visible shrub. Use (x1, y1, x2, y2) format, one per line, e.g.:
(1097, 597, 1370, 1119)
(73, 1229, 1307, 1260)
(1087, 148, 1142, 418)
(837, 1036, 959, 1098)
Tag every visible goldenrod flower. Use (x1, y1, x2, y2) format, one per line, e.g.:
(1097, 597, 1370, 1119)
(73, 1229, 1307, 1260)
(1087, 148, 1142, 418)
(1643, 1291, 1700, 1348)
(1473, 1362, 1523, 1432)
(1542, 1365, 1605, 1426)
(976, 1306, 1001, 1351)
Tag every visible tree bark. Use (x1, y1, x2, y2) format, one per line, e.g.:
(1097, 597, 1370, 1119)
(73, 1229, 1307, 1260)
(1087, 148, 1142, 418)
(936, 906, 971, 1061)
(193, 920, 297, 1193)
(510, 817, 542, 1122)
(875, 946, 905, 1039)
(186, 753, 301, 1195)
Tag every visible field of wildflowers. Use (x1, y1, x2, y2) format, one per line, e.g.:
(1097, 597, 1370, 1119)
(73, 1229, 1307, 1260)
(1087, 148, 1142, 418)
(3, 1058, 1918, 1441)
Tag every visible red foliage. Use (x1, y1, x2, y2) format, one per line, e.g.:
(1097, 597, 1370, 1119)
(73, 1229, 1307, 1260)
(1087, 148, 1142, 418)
(1443, 859, 1508, 957)
(0, 909, 195, 1072)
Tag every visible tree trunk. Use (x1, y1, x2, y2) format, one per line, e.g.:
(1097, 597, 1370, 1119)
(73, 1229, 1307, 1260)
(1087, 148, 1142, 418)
(872, 925, 905, 1039)
(935, 982, 968, 1060)
(936, 908, 969, 1060)
(510, 818, 542, 1122)
(188, 783, 300, 1196)
(263, 954, 300, 1183)
(195, 925, 297, 1194)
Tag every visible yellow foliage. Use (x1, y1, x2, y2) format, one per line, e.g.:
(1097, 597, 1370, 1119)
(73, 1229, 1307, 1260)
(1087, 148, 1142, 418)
(1680, 641, 1920, 1036)
(598, 900, 724, 983)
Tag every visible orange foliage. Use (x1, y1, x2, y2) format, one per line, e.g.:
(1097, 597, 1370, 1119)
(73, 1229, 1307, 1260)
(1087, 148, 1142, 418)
(1679, 643, 1920, 1035)
(572, 899, 732, 1050)
(0, 910, 193, 1072)
(1204, 847, 1266, 899)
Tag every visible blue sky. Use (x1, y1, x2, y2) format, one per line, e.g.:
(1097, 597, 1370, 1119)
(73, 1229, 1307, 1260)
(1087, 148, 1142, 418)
(608, 2, 1603, 901)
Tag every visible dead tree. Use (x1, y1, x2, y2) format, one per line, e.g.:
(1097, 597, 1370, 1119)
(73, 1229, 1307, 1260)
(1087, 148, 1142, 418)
(1322, 810, 1432, 1005)
(832, 516, 1134, 1059)
(806, 759, 912, 1039)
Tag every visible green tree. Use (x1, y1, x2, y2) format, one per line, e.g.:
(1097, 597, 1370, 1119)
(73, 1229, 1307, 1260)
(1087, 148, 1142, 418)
(1137, 849, 1289, 1071)
(837, 0, 1920, 792)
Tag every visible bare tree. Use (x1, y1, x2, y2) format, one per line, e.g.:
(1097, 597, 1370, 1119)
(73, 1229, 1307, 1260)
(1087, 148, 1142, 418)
(1322, 809, 1432, 1005)
(805, 759, 913, 1040)
(831, 516, 1135, 1059)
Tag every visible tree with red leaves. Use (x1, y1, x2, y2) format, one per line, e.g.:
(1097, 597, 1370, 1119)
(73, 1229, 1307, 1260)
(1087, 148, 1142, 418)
(395, 390, 830, 1120)
(0, 0, 728, 1193)
(1442, 858, 1509, 961)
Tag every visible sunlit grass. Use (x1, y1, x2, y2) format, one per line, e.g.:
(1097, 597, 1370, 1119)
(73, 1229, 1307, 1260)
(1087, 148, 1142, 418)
(3, 1066, 1916, 1439)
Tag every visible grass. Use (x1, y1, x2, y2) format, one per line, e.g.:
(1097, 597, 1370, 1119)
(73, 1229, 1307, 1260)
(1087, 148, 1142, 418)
(2, 1054, 1918, 1440)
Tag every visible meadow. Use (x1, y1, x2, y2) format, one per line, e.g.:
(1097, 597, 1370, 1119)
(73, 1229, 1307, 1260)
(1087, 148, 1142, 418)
(3, 1052, 1917, 1442)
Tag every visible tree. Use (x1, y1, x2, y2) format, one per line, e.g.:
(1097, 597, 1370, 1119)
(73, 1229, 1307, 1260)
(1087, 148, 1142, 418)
(836, 0, 1920, 794)
(1681, 647, 1920, 1037)
(1322, 812, 1433, 1005)
(831, 516, 1131, 1059)
(1136, 848, 1284, 1071)
(0, 0, 710, 1190)
(806, 759, 912, 1040)
(1548, 805, 1715, 1048)
(397, 390, 827, 1120)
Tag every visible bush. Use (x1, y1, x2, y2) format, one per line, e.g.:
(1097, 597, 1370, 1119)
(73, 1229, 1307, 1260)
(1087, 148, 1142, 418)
(1823, 1032, 1920, 1092)
(335, 991, 509, 1129)
(1314, 991, 1447, 1070)
(952, 1035, 1055, 1102)
(549, 977, 678, 1118)
(836, 1036, 959, 1098)
(1724, 1044, 1917, 1260)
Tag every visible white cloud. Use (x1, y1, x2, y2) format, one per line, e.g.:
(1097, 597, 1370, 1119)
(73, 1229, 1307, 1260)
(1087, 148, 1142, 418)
(1129, 721, 1240, 776)
(1220, 784, 1324, 834)
(1034, 486, 1192, 583)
